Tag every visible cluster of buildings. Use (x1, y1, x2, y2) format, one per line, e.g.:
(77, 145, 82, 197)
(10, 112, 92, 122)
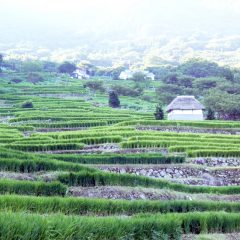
(71, 68, 90, 79)
(70, 66, 205, 121)
(71, 68, 156, 81)
(118, 70, 155, 80)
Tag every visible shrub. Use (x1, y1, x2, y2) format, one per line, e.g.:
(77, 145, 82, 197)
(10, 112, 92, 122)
(10, 78, 23, 84)
(206, 108, 216, 120)
(111, 85, 141, 97)
(27, 73, 43, 84)
(109, 90, 120, 108)
(83, 81, 105, 92)
(21, 100, 33, 108)
(154, 104, 164, 120)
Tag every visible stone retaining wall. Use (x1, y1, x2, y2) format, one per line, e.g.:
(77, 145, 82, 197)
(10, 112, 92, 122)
(193, 157, 240, 167)
(136, 126, 240, 135)
(99, 165, 240, 186)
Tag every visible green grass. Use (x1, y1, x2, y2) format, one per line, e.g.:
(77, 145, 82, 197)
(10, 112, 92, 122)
(1, 195, 240, 216)
(58, 171, 240, 195)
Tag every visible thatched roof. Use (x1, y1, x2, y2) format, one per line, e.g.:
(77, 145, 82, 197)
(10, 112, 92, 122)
(166, 96, 205, 112)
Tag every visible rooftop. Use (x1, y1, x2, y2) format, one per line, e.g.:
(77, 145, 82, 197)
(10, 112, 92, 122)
(166, 96, 205, 112)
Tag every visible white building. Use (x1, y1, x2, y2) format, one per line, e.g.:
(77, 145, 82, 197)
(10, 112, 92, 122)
(71, 69, 90, 79)
(144, 71, 155, 80)
(119, 70, 133, 80)
(166, 96, 205, 121)
(119, 70, 155, 80)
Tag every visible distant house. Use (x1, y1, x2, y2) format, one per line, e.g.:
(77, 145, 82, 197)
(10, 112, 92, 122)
(119, 70, 155, 80)
(144, 71, 155, 80)
(119, 70, 133, 80)
(166, 96, 205, 120)
(71, 68, 90, 79)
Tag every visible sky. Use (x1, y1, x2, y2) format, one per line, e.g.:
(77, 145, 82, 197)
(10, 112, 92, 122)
(0, 0, 240, 47)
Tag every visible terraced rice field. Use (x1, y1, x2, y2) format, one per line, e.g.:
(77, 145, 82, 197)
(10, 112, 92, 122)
(1, 77, 240, 239)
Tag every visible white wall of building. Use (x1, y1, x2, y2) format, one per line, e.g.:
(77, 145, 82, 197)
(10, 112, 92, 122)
(168, 109, 204, 120)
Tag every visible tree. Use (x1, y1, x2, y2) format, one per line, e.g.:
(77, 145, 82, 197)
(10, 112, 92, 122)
(193, 77, 220, 92)
(0, 54, 3, 73)
(43, 61, 57, 73)
(162, 73, 179, 84)
(154, 104, 164, 120)
(132, 72, 146, 82)
(156, 84, 184, 105)
(58, 62, 76, 74)
(111, 84, 142, 97)
(205, 89, 240, 120)
(83, 81, 105, 92)
(21, 61, 43, 72)
(27, 73, 43, 84)
(206, 108, 215, 120)
(110, 66, 126, 80)
(78, 61, 97, 76)
(0, 54, 3, 66)
(109, 90, 120, 108)
(145, 66, 172, 80)
(178, 59, 233, 80)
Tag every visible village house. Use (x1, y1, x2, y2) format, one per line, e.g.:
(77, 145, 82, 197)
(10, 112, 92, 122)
(71, 68, 90, 79)
(119, 70, 155, 80)
(166, 96, 205, 120)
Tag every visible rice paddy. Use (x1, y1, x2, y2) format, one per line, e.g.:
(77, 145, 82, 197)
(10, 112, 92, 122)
(1, 75, 240, 239)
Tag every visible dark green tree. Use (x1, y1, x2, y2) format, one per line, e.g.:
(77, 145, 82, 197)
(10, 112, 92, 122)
(84, 81, 105, 93)
(205, 89, 240, 120)
(43, 61, 57, 72)
(206, 108, 215, 120)
(154, 104, 164, 120)
(0, 54, 3, 73)
(27, 73, 43, 84)
(0, 54, 3, 66)
(58, 62, 76, 74)
(178, 59, 234, 80)
(108, 90, 120, 108)
(132, 72, 146, 81)
(21, 61, 43, 72)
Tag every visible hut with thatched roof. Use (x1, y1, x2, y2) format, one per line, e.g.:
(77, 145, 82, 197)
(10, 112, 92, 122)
(166, 96, 205, 120)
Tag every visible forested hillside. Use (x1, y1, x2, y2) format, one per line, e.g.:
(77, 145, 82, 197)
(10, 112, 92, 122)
(1, 55, 240, 120)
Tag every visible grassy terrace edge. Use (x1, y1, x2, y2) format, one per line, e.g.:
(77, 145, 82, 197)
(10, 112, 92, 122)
(0, 211, 239, 239)
(2, 195, 240, 215)
(58, 171, 240, 195)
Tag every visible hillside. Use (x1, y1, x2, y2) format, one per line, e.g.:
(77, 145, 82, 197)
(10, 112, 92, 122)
(1, 73, 240, 239)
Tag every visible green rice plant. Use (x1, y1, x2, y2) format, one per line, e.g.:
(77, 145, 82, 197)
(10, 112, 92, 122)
(0, 179, 66, 196)
(188, 150, 240, 158)
(0, 211, 239, 239)
(27, 120, 108, 128)
(1, 195, 240, 216)
(6, 143, 85, 152)
(117, 120, 240, 129)
(169, 145, 239, 153)
(52, 153, 185, 164)
(58, 171, 240, 195)
(0, 158, 97, 173)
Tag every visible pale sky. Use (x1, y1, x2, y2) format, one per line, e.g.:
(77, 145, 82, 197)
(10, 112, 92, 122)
(0, 0, 239, 46)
